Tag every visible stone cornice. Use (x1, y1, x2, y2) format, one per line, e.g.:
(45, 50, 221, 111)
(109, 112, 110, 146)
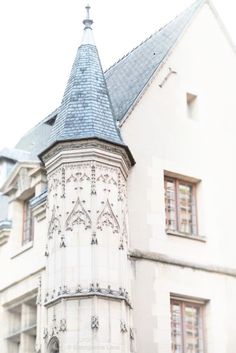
(41, 139, 134, 176)
(129, 249, 236, 278)
(44, 285, 132, 308)
(0, 162, 41, 196)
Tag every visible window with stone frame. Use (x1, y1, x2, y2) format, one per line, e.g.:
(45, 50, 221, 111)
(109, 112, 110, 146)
(171, 299, 205, 353)
(5, 296, 37, 353)
(22, 196, 34, 245)
(164, 176, 198, 236)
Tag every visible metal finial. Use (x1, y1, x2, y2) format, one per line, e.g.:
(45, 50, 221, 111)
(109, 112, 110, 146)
(83, 4, 93, 29)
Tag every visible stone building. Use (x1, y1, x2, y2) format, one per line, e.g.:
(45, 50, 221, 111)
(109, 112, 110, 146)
(0, 0, 236, 352)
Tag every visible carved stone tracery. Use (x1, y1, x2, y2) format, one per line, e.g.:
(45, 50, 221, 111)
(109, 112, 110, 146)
(65, 196, 92, 231)
(97, 199, 120, 233)
(91, 316, 99, 330)
(48, 206, 61, 239)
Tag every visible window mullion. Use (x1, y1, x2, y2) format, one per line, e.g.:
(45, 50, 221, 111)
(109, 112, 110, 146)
(182, 302, 186, 353)
(175, 179, 180, 232)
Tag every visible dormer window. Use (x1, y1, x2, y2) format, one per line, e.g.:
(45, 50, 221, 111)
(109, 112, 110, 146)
(22, 196, 34, 245)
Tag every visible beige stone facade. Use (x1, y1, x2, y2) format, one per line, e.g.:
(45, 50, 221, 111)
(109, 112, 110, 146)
(0, 1, 236, 353)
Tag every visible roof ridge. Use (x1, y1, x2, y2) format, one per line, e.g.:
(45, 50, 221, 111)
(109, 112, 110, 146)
(105, 0, 205, 74)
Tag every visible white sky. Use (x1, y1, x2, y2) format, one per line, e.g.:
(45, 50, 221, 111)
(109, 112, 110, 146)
(0, 0, 235, 151)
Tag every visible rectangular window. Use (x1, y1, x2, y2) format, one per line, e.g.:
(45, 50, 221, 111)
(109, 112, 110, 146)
(165, 177, 197, 236)
(22, 196, 34, 245)
(171, 299, 205, 353)
(6, 296, 37, 353)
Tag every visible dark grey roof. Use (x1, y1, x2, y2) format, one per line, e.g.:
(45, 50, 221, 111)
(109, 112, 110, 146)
(48, 38, 123, 148)
(0, 148, 32, 162)
(105, 0, 204, 121)
(15, 110, 57, 160)
(14, 0, 204, 156)
(16, 122, 52, 159)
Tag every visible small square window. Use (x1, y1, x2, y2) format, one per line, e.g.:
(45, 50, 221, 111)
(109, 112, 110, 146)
(164, 175, 198, 236)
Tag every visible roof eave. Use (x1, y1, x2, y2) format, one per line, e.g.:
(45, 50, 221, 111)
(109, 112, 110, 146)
(39, 137, 135, 167)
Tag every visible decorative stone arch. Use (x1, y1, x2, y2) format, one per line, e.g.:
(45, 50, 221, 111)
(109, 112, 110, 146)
(48, 337, 59, 353)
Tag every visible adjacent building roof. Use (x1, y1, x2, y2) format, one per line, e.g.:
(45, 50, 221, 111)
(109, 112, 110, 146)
(14, 0, 205, 158)
(0, 148, 32, 162)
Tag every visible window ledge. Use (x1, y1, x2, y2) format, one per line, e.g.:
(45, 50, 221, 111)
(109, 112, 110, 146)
(11, 241, 34, 259)
(166, 230, 206, 242)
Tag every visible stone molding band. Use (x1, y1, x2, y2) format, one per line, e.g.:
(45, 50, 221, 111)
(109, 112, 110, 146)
(129, 249, 236, 278)
(44, 286, 132, 308)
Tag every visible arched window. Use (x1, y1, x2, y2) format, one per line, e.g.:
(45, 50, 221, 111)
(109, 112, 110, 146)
(48, 337, 59, 353)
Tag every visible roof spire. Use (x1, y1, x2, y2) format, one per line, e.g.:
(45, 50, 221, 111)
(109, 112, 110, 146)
(82, 4, 95, 45)
(83, 4, 93, 30)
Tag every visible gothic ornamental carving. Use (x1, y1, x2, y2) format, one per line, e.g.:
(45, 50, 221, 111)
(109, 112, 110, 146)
(59, 319, 67, 332)
(66, 174, 78, 183)
(48, 315, 67, 338)
(48, 176, 61, 193)
(48, 206, 61, 239)
(120, 320, 128, 333)
(43, 328, 48, 340)
(65, 196, 92, 231)
(97, 199, 120, 233)
(61, 167, 65, 197)
(45, 244, 49, 257)
(118, 172, 127, 201)
(91, 316, 99, 330)
(91, 163, 96, 195)
(59, 235, 66, 248)
(97, 173, 117, 185)
(91, 232, 98, 245)
(48, 337, 59, 353)
(36, 276, 42, 305)
(119, 214, 128, 250)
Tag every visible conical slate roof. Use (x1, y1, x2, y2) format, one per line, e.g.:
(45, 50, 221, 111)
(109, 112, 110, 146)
(49, 6, 123, 147)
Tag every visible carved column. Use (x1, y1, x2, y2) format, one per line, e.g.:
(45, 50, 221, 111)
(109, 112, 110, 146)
(41, 140, 133, 353)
